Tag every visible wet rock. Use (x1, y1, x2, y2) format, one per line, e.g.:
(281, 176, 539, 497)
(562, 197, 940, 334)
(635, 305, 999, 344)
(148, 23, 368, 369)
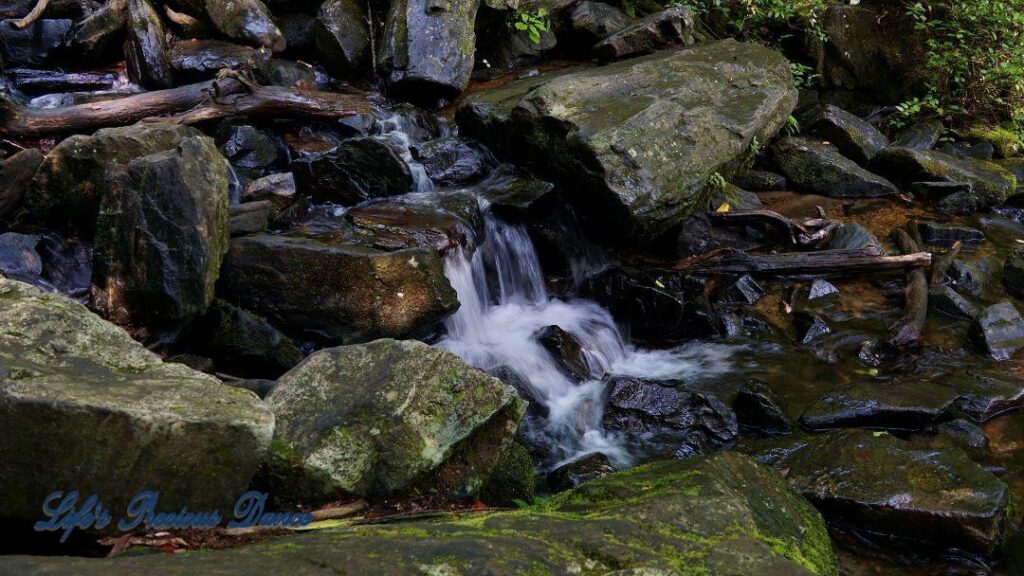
(489, 365, 548, 418)
(566, 1, 631, 51)
(7, 69, 118, 95)
(125, 0, 172, 89)
(547, 452, 615, 492)
(218, 234, 458, 343)
(893, 120, 943, 150)
(970, 302, 1024, 361)
(378, 0, 481, 103)
(734, 380, 792, 436)
(243, 172, 295, 205)
(314, 0, 369, 74)
(909, 181, 972, 201)
(771, 137, 898, 198)
(458, 40, 797, 242)
(916, 221, 985, 246)
(770, 430, 1009, 556)
(482, 26, 557, 70)
(343, 195, 479, 252)
(162, 3, 211, 38)
(291, 138, 413, 205)
(807, 279, 839, 300)
(28, 123, 203, 238)
(996, 158, 1024, 186)
(478, 441, 535, 507)
(937, 191, 982, 216)
(716, 274, 765, 305)
(262, 58, 315, 87)
(478, 174, 555, 220)
(228, 207, 268, 236)
(184, 300, 301, 378)
(267, 338, 524, 498)
(0, 232, 40, 283)
(964, 125, 1023, 159)
(1005, 245, 1024, 299)
(536, 325, 591, 381)
(928, 284, 980, 320)
(603, 376, 739, 457)
(803, 105, 888, 165)
(933, 419, 989, 450)
(717, 308, 777, 340)
(70, 0, 126, 61)
(0, 453, 839, 576)
(277, 12, 315, 57)
(793, 311, 830, 344)
(33, 233, 91, 295)
(217, 123, 277, 170)
(0, 147, 42, 220)
(868, 147, 1018, 206)
(580, 267, 716, 344)
(946, 259, 990, 298)
(939, 140, 994, 161)
(676, 211, 760, 257)
(201, 0, 285, 52)
(594, 6, 694, 62)
(825, 223, 882, 252)
(168, 39, 271, 83)
(0, 278, 273, 524)
(731, 169, 787, 192)
(91, 135, 230, 332)
(0, 18, 71, 67)
(411, 137, 487, 186)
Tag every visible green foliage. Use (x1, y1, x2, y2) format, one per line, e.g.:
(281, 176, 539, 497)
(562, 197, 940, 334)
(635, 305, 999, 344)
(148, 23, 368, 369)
(675, 0, 829, 46)
(707, 171, 728, 192)
(902, 0, 1024, 133)
(783, 114, 800, 136)
(512, 8, 550, 45)
(790, 62, 818, 90)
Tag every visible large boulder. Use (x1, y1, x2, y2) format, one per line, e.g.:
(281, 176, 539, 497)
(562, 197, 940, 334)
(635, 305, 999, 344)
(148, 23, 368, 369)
(771, 137, 898, 198)
(200, 0, 285, 52)
(457, 40, 797, 242)
(125, 0, 172, 89)
(314, 0, 369, 74)
(70, 0, 128, 61)
(217, 234, 458, 343)
(91, 135, 230, 332)
(27, 123, 205, 238)
(378, 0, 481, 103)
(869, 147, 1018, 206)
(565, 1, 632, 52)
(803, 105, 889, 165)
(0, 453, 839, 576)
(0, 278, 273, 523)
(290, 137, 413, 205)
(765, 430, 1010, 557)
(266, 339, 525, 498)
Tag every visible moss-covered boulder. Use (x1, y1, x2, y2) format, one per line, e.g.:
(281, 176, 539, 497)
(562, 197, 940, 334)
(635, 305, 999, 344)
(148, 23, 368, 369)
(266, 339, 525, 498)
(217, 234, 458, 343)
(457, 40, 797, 243)
(378, 0, 481, 103)
(963, 125, 1022, 159)
(478, 441, 536, 507)
(868, 146, 1018, 206)
(0, 453, 839, 575)
(27, 123, 205, 239)
(803, 105, 889, 165)
(91, 135, 230, 333)
(0, 278, 273, 523)
(765, 430, 1010, 557)
(771, 137, 898, 198)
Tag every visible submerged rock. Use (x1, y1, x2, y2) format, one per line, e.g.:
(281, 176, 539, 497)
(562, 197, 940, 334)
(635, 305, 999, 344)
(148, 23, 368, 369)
(291, 138, 413, 205)
(803, 105, 888, 165)
(970, 302, 1024, 361)
(0, 278, 273, 523)
(28, 123, 204, 238)
(916, 221, 986, 246)
(593, 6, 694, 61)
(536, 324, 591, 382)
(378, 0, 481, 103)
(603, 376, 739, 457)
(771, 137, 898, 198)
(770, 430, 1009, 557)
(869, 147, 1018, 206)
(0, 453, 839, 576)
(91, 136, 229, 332)
(125, 0, 172, 89)
(266, 339, 525, 498)
(458, 40, 797, 242)
(217, 234, 458, 343)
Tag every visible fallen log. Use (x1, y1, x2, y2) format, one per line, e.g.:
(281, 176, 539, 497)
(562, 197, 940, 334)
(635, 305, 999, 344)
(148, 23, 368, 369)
(0, 73, 372, 137)
(673, 247, 931, 279)
(887, 228, 928, 348)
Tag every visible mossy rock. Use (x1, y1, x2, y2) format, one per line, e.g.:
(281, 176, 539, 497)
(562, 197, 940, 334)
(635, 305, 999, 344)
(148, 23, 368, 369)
(963, 125, 1022, 159)
(0, 453, 839, 575)
(868, 146, 1018, 207)
(0, 278, 274, 523)
(457, 40, 797, 243)
(478, 441, 536, 507)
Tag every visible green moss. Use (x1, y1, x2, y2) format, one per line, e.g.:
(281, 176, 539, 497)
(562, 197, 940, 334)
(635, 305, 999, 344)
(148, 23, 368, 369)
(478, 442, 536, 506)
(964, 125, 1023, 158)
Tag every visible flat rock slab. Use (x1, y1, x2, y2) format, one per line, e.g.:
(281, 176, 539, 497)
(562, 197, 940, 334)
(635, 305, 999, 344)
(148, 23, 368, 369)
(773, 430, 1009, 556)
(0, 279, 273, 522)
(869, 147, 1018, 206)
(771, 137, 898, 198)
(0, 454, 839, 576)
(457, 40, 797, 243)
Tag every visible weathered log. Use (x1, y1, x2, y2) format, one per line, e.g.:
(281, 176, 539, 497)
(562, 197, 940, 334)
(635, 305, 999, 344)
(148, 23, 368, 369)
(673, 247, 931, 279)
(10, 0, 48, 28)
(710, 209, 809, 245)
(888, 228, 928, 348)
(0, 75, 371, 136)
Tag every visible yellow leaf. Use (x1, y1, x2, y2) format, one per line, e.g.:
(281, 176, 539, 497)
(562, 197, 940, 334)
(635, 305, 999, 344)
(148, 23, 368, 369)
(654, 279, 666, 288)
(716, 202, 731, 213)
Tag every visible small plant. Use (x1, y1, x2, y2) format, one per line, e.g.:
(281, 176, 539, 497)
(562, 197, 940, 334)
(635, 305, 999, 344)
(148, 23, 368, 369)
(749, 136, 763, 155)
(707, 171, 728, 192)
(790, 62, 818, 90)
(513, 8, 550, 45)
(783, 115, 800, 136)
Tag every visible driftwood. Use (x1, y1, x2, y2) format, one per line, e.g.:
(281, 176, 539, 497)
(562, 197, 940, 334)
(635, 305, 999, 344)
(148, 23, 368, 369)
(11, 0, 48, 29)
(673, 247, 931, 279)
(888, 228, 928, 348)
(710, 209, 840, 247)
(0, 73, 372, 137)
